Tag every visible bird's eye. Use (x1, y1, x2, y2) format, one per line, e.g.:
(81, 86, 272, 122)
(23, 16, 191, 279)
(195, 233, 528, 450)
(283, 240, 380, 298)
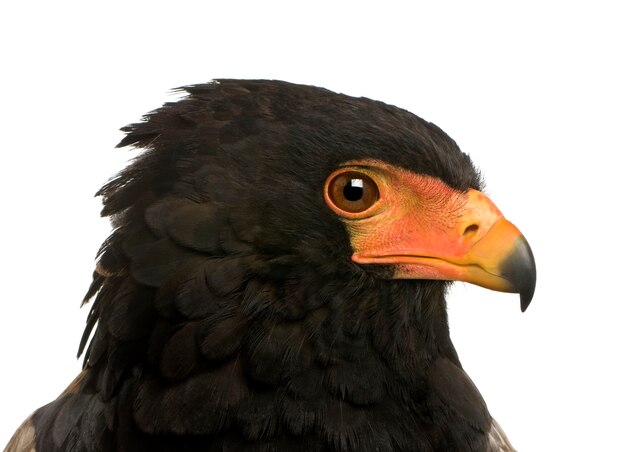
(327, 171, 379, 214)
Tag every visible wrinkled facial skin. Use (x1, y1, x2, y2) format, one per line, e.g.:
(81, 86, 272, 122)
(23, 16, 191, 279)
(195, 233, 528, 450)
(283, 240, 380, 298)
(324, 159, 536, 311)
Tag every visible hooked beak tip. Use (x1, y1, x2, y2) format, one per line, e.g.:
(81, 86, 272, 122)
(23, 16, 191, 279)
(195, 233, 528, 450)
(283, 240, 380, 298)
(501, 236, 536, 312)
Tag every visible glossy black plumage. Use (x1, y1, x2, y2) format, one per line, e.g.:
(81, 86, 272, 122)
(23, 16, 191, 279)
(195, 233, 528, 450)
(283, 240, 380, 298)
(6, 80, 515, 452)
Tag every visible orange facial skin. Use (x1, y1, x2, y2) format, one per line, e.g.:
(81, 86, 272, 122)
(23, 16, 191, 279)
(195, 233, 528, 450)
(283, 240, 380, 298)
(324, 159, 536, 311)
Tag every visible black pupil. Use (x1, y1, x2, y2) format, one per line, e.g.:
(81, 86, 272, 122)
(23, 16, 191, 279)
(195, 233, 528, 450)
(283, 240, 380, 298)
(343, 179, 364, 201)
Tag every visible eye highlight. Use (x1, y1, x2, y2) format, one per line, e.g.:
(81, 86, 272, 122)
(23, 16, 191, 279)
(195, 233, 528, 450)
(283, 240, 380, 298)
(327, 171, 379, 214)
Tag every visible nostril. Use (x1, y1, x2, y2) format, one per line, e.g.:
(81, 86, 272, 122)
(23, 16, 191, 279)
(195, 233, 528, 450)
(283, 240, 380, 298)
(463, 224, 479, 238)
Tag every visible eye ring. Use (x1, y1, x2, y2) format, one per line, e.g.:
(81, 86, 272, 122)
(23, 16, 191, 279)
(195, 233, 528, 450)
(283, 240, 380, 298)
(326, 170, 379, 214)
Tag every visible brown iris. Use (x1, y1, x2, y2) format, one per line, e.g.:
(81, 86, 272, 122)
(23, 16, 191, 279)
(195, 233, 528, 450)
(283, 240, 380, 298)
(328, 171, 379, 213)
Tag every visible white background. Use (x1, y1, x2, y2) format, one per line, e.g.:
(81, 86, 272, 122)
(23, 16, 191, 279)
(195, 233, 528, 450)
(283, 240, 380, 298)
(1, 2, 624, 450)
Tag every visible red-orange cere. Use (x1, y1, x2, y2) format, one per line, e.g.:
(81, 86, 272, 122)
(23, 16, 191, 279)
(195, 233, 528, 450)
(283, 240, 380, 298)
(324, 159, 528, 294)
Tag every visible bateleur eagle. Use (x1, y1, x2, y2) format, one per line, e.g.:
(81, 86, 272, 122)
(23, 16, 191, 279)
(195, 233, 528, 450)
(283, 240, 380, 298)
(6, 80, 536, 452)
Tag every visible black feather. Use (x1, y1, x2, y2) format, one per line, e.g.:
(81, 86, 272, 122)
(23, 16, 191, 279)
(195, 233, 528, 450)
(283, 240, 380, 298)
(18, 80, 499, 452)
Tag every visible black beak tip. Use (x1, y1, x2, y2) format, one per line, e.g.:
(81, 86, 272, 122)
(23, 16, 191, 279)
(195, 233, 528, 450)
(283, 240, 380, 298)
(501, 236, 536, 313)
(520, 290, 533, 313)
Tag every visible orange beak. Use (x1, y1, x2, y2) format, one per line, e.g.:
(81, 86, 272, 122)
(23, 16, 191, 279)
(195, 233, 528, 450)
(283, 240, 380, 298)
(326, 162, 536, 311)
